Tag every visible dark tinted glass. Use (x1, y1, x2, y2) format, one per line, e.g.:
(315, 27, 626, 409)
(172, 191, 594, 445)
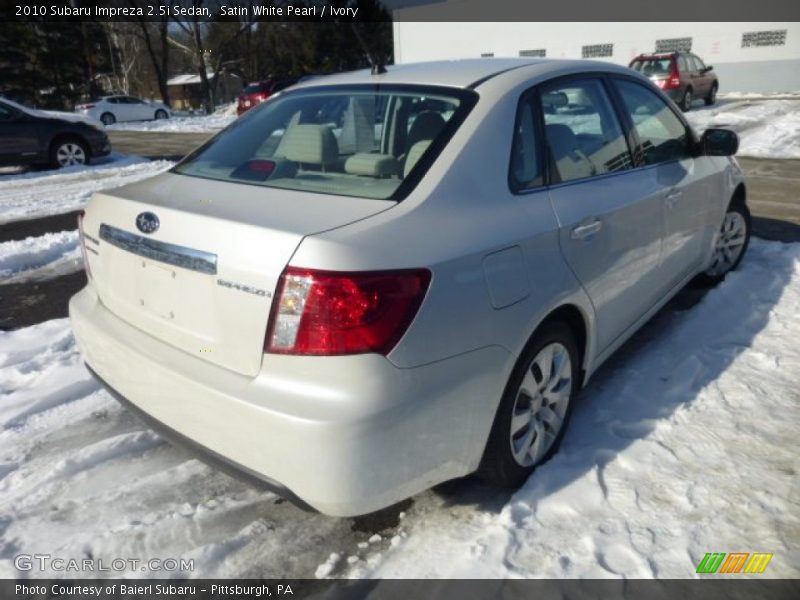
(509, 94, 543, 191)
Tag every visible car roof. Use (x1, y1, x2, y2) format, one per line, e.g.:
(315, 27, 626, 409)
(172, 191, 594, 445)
(290, 58, 633, 91)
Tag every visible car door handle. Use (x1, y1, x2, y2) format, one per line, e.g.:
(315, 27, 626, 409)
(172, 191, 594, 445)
(571, 220, 602, 240)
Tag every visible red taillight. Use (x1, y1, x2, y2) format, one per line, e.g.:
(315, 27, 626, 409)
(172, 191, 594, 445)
(265, 267, 431, 356)
(81, 104, 95, 109)
(77, 210, 92, 280)
(664, 65, 681, 89)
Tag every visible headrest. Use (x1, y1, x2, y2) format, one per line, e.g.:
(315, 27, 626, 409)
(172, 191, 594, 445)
(277, 124, 338, 166)
(407, 111, 446, 149)
(345, 153, 400, 178)
(403, 140, 431, 178)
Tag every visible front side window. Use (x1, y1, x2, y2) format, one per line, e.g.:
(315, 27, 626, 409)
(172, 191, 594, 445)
(614, 79, 691, 165)
(539, 78, 633, 183)
(0, 102, 19, 121)
(173, 85, 475, 200)
(692, 55, 707, 71)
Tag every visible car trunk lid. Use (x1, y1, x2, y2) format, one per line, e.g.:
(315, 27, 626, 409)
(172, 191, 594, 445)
(81, 171, 394, 377)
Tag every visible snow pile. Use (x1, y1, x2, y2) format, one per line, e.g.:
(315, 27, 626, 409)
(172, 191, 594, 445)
(347, 238, 800, 579)
(0, 230, 81, 284)
(685, 99, 800, 159)
(0, 154, 173, 224)
(214, 102, 237, 117)
(720, 91, 800, 100)
(106, 112, 236, 133)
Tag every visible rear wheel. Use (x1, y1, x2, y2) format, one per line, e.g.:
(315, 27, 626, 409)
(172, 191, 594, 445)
(478, 321, 580, 487)
(698, 202, 750, 285)
(680, 87, 693, 112)
(100, 112, 116, 126)
(705, 83, 718, 106)
(155, 109, 168, 120)
(50, 138, 88, 168)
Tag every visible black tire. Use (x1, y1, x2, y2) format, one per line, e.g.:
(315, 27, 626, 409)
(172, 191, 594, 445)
(680, 87, 693, 112)
(155, 109, 168, 120)
(705, 83, 718, 106)
(478, 321, 580, 488)
(696, 201, 751, 287)
(49, 137, 89, 169)
(100, 112, 116, 125)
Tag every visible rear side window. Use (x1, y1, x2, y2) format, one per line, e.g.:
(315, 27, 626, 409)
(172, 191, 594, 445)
(244, 83, 271, 94)
(509, 93, 544, 191)
(173, 85, 476, 201)
(614, 79, 691, 165)
(539, 78, 633, 183)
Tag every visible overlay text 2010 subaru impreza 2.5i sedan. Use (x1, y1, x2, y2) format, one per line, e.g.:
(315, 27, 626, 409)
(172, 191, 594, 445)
(69, 59, 749, 516)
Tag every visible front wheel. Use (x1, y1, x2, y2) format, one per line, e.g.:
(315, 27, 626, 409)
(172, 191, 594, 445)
(50, 138, 88, 168)
(698, 202, 751, 285)
(705, 83, 718, 106)
(155, 109, 168, 120)
(100, 112, 116, 126)
(478, 321, 580, 487)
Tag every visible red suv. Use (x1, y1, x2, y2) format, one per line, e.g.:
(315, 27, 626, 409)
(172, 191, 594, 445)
(629, 52, 718, 112)
(236, 78, 298, 115)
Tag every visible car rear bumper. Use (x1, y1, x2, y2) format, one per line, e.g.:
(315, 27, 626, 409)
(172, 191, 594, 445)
(663, 87, 685, 101)
(69, 285, 511, 516)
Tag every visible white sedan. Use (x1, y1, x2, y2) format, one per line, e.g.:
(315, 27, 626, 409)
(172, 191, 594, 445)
(76, 95, 171, 126)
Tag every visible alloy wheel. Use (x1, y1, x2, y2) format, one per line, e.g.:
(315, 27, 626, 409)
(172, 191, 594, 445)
(509, 342, 573, 467)
(56, 143, 87, 167)
(705, 211, 747, 277)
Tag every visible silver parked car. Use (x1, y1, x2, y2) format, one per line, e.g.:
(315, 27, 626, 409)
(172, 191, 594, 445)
(70, 59, 749, 516)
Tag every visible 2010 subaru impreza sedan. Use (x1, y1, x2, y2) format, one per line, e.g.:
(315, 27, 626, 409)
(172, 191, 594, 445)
(70, 59, 749, 516)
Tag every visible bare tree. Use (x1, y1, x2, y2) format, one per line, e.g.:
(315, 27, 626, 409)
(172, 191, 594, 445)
(168, 4, 257, 113)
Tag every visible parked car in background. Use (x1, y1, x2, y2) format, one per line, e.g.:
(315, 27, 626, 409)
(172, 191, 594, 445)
(71, 59, 747, 516)
(629, 52, 718, 111)
(0, 96, 110, 168)
(236, 78, 299, 115)
(76, 96, 171, 125)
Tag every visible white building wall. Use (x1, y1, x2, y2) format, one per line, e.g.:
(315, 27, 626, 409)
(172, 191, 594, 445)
(392, 21, 800, 93)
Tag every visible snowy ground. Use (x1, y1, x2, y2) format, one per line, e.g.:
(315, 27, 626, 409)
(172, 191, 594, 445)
(0, 230, 81, 284)
(104, 103, 237, 133)
(0, 239, 797, 578)
(105, 114, 236, 134)
(685, 98, 800, 159)
(0, 153, 173, 224)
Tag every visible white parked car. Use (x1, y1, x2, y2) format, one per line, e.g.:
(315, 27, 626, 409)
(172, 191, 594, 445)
(70, 59, 748, 516)
(76, 95, 171, 125)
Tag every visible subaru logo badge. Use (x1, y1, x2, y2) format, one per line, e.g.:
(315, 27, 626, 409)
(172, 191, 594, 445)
(136, 211, 159, 234)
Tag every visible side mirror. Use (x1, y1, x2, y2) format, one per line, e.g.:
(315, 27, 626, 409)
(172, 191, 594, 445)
(703, 65, 714, 73)
(701, 128, 738, 156)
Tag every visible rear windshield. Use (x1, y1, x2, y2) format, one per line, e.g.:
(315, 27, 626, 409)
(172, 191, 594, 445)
(173, 84, 476, 200)
(630, 58, 674, 76)
(244, 83, 271, 94)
